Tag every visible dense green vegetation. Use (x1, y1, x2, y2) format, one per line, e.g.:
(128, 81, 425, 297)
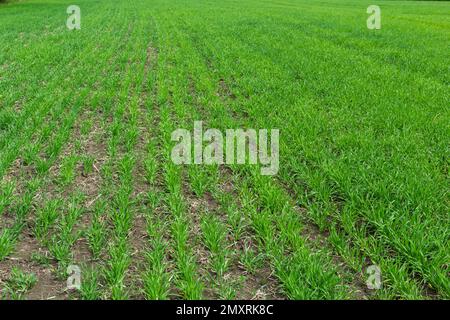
(0, 0, 448, 300)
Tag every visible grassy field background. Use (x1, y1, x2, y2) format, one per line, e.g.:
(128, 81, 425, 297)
(0, 0, 448, 300)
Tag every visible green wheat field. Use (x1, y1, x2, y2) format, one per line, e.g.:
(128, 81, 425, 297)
(0, 0, 448, 300)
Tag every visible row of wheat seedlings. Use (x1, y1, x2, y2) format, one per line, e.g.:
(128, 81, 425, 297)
(150, 10, 353, 299)
(0, 26, 115, 264)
